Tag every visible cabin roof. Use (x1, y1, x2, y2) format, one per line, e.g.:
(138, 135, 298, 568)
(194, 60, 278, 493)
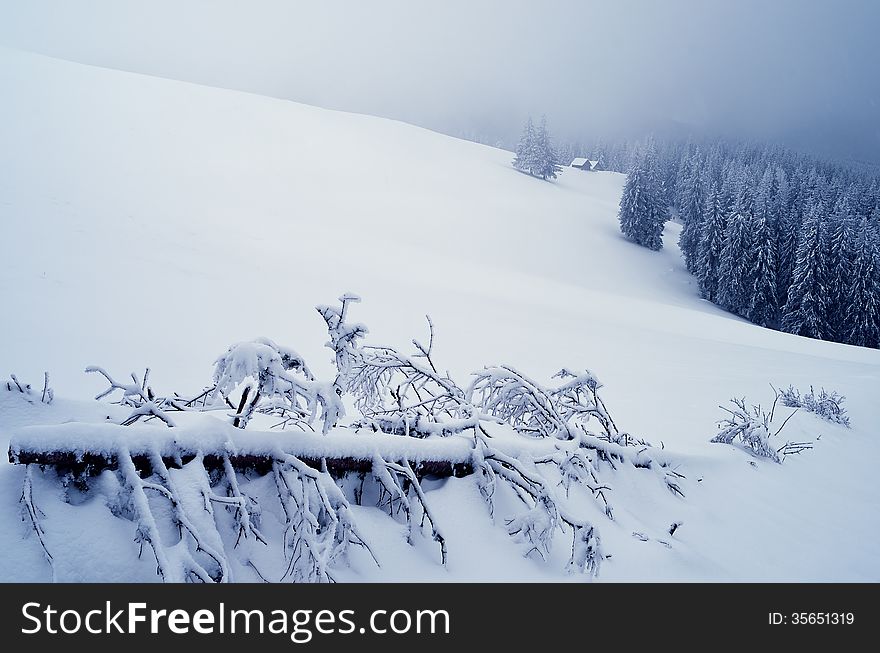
(571, 157, 599, 169)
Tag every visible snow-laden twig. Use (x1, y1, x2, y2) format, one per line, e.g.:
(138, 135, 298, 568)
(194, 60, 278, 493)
(468, 366, 617, 440)
(20, 465, 54, 569)
(212, 338, 342, 433)
(146, 452, 229, 582)
(219, 453, 266, 547)
(116, 447, 176, 581)
(5, 373, 53, 404)
(272, 455, 377, 583)
(320, 297, 475, 437)
(372, 456, 447, 565)
(86, 366, 179, 427)
(777, 441, 814, 460)
(41, 372, 53, 404)
(114, 445, 231, 582)
(121, 401, 177, 427)
(86, 366, 153, 405)
(473, 435, 603, 576)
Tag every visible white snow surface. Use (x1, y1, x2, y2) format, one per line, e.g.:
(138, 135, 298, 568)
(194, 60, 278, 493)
(9, 418, 475, 465)
(1, 47, 878, 582)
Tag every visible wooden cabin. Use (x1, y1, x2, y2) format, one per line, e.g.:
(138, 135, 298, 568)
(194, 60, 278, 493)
(570, 157, 600, 171)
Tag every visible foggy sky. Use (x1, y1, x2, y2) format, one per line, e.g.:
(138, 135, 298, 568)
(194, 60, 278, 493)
(1, 0, 878, 161)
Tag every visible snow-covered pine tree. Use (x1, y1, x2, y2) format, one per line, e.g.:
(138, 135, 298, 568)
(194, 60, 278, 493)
(754, 166, 777, 226)
(781, 205, 828, 339)
(843, 217, 880, 348)
(512, 116, 537, 175)
(774, 169, 800, 307)
(695, 182, 726, 301)
(746, 213, 778, 327)
(535, 115, 562, 180)
(823, 216, 857, 340)
(716, 169, 755, 316)
(857, 179, 878, 218)
(618, 144, 666, 251)
(677, 151, 706, 273)
(513, 115, 560, 181)
(716, 200, 755, 316)
(673, 147, 692, 212)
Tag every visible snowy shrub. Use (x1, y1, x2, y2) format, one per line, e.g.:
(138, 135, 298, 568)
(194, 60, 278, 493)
(711, 398, 781, 462)
(780, 385, 850, 427)
(711, 393, 812, 463)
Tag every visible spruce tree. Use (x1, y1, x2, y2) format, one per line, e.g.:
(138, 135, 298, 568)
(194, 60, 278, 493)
(618, 145, 665, 251)
(535, 116, 561, 180)
(674, 152, 691, 214)
(754, 166, 776, 224)
(696, 182, 726, 301)
(781, 206, 828, 339)
(844, 218, 880, 348)
(677, 153, 706, 273)
(512, 117, 537, 175)
(823, 217, 857, 339)
(512, 116, 560, 181)
(774, 170, 800, 306)
(746, 214, 778, 327)
(716, 206, 755, 316)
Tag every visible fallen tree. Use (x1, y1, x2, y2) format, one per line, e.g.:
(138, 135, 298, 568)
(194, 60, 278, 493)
(9, 294, 687, 582)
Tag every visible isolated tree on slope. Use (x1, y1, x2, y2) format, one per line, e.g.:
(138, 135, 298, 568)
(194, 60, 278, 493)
(782, 207, 828, 339)
(535, 116, 562, 180)
(513, 116, 538, 175)
(618, 145, 666, 251)
(844, 218, 880, 348)
(512, 115, 560, 180)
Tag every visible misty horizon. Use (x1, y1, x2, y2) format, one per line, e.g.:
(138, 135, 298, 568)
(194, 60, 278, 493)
(0, 0, 880, 162)
(1, 0, 878, 164)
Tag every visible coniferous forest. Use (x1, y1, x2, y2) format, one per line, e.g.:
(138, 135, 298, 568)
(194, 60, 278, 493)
(516, 118, 879, 349)
(608, 138, 880, 349)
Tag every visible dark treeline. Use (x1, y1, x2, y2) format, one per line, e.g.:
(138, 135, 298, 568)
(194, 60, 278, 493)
(510, 117, 879, 350)
(608, 136, 880, 348)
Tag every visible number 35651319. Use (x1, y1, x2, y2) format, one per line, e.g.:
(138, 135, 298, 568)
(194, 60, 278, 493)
(769, 612, 855, 625)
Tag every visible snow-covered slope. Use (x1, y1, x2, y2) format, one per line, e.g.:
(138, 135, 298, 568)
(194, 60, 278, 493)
(1, 47, 878, 582)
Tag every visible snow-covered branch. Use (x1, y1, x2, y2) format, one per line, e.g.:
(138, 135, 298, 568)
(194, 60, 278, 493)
(212, 337, 342, 433)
